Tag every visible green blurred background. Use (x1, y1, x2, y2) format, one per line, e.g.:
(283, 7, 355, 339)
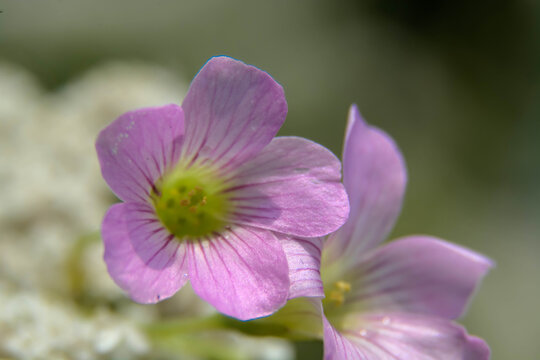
(1, 1, 539, 358)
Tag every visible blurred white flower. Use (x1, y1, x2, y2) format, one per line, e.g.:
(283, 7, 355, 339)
(0, 60, 186, 358)
(0, 283, 149, 360)
(0, 60, 187, 292)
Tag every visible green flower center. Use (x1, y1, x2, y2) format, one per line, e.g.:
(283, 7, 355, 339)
(321, 279, 354, 328)
(152, 164, 232, 240)
(323, 280, 352, 308)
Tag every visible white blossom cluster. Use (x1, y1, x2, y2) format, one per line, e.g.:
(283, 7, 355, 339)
(0, 282, 149, 359)
(0, 60, 187, 294)
(0, 60, 187, 359)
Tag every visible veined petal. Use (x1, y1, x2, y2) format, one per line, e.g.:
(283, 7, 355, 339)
(323, 315, 369, 359)
(181, 56, 287, 172)
(187, 226, 289, 320)
(324, 105, 406, 265)
(342, 236, 493, 320)
(96, 104, 185, 203)
(280, 235, 325, 299)
(228, 137, 349, 237)
(102, 203, 188, 303)
(323, 312, 490, 360)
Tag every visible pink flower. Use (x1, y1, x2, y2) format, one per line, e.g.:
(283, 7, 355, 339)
(95, 57, 349, 320)
(318, 105, 492, 359)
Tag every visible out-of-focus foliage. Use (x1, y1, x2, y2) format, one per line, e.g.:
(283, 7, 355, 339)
(0, 1, 538, 358)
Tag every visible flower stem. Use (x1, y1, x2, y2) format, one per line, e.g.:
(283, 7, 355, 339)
(144, 313, 291, 338)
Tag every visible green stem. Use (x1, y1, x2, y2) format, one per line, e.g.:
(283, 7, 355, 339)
(145, 313, 291, 339)
(146, 297, 323, 341)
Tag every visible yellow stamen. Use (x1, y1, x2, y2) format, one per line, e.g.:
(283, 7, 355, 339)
(180, 199, 190, 206)
(327, 280, 352, 307)
(329, 290, 344, 306)
(335, 280, 351, 292)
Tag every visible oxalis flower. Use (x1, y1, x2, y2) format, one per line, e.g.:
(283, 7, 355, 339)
(261, 105, 492, 358)
(317, 105, 493, 359)
(96, 57, 349, 320)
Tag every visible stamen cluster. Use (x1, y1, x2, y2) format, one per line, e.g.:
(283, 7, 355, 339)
(152, 166, 230, 239)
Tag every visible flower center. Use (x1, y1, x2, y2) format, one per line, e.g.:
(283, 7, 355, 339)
(320, 279, 354, 331)
(327, 280, 351, 307)
(152, 165, 232, 240)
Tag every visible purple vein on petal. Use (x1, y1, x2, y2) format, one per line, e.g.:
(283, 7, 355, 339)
(232, 205, 277, 212)
(231, 212, 276, 221)
(207, 237, 233, 286)
(191, 83, 219, 162)
(230, 190, 300, 202)
(128, 220, 160, 235)
(230, 157, 295, 179)
(213, 80, 265, 167)
(211, 92, 269, 172)
(336, 328, 354, 359)
(205, 84, 243, 164)
(342, 331, 395, 359)
(211, 233, 241, 305)
(122, 151, 155, 190)
(119, 171, 153, 200)
(227, 228, 270, 289)
(196, 79, 220, 158)
(158, 130, 167, 175)
(148, 241, 181, 288)
(130, 207, 157, 215)
(188, 241, 199, 281)
(294, 238, 323, 259)
(145, 149, 162, 180)
(228, 195, 274, 201)
(185, 78, 217, 163)
(144, 234, 175, 266)
(227, 228, 258, 263)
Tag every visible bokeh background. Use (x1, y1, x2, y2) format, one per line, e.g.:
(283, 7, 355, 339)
(1, 1, 539, 359)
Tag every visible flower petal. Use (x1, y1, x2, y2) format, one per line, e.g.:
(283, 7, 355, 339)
(228, 136, 349, 237)
(187, 226, 289, 320)
(279, 235, 325, 299)
(96, 104, 185, 203)
(181, 56, 287, 172)
(323, 315, 366, 359)
(102, 203, 188, 303)
(324, 105, 406, 265)
(343, 236, 493, 319)
(323, 312, 490, 360)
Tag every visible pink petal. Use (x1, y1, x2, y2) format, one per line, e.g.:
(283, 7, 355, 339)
(187, 226, 289, 320)
(323, 312, 490, 360)
(323, 315, 367, 359)
(227, 136, 349, 237)
(324, 105, 406, 265)
(344, 236, 493, 320)
(102, 203, 188, 303)
(181, 56, 287, 172)
(96, 104, 185, 203)
(279, 235, 325, 299)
